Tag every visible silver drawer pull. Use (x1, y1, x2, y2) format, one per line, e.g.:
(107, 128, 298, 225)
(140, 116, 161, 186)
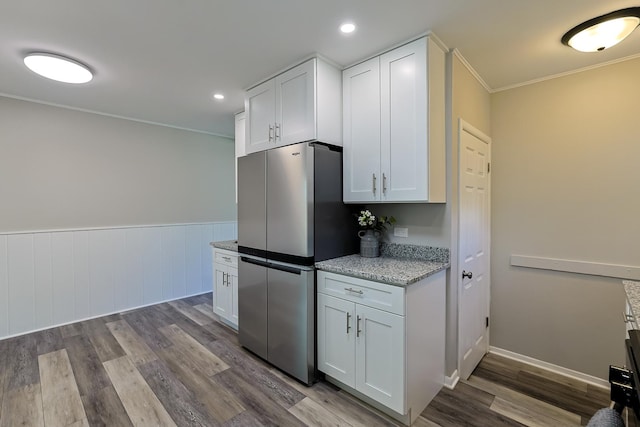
(345, 287, 363, 295)
(623, 312, 636, 323)
(222, 256, 232, 262)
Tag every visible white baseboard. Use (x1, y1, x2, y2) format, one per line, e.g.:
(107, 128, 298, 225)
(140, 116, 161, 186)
(444, 370, 460, 389)
(489, 346, 609, 390)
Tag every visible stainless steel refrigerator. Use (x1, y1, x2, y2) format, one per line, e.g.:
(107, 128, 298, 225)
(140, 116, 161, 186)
(237, 141, 357, 385)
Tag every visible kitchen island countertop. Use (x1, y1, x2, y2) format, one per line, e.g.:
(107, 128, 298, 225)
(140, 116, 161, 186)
(316, 243, 450, 287)
(210, 240, 238, 252)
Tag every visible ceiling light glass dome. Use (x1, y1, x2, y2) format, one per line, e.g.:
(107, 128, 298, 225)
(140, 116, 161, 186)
(24, 53, 93, 84)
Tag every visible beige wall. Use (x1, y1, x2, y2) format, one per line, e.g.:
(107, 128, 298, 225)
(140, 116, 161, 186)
(490, 58, 640, 378)
(448, 53, 492, 376)
(0, 96, 236, 232)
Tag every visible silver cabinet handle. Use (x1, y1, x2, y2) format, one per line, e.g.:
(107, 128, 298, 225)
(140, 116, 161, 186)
(383, 173, 387, 193)
(275, 123, 281, 140)
(269, 124, 274, 142)
(346, 312, 351, 334)
(223, 272, 227, 287)
(344, 287, 363, 295)
(222, 256, 231, 262)
(623, 312, 635, 323)
(372, 173, 377, 194)
(356, 315, 362, 337)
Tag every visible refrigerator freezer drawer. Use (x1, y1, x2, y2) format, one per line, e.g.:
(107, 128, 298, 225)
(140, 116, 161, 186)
(238, 256, 268, 360)
(267, 266, 315, 384)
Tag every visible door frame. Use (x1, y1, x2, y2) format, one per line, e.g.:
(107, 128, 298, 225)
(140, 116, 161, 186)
(457, 118, 492, 379)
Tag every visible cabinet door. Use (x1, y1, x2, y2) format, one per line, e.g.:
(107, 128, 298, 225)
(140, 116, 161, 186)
(234, 112, 245, 204)
(276, 59, 316, 146)
(229, 266, 238, 326)
(213, 264, 230, 318)
(355, 304, 405, 413)
(317, 293, 356, 387)
(245, 79, 276, 154)
(380, 38, 428, 202)
(342, 57, 381, 203)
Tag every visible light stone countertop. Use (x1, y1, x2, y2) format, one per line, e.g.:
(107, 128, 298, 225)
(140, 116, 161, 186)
(209, 240, 449, 286)
(210, 240, 238, 252)
(623, 280, 640, 319)
(316, 243, 450, 287)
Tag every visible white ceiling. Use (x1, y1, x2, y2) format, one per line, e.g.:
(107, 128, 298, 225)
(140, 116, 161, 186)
(2, 0, 640, 137)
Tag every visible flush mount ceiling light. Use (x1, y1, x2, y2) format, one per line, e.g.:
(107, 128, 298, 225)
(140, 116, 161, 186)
(23, 53, 93, 84)
(340, 22, 356, 34)
(562, 7, 640, 52)
(213, 93, 225, 100)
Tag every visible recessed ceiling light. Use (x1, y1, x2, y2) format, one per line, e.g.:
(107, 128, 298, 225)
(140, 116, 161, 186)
(340, 22, 356, 34)
(23, 53, 93, 84)
(213, 93, 225, 100)
(562, 7, 640, 52)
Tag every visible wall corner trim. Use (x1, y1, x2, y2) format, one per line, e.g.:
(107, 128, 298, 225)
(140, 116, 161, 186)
(444, 370, 460, 390)
(489, 346, 609, 389)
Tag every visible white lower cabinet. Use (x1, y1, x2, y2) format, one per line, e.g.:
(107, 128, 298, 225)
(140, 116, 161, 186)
(317, 270, 445, 425)
(212, 248, 238, 329)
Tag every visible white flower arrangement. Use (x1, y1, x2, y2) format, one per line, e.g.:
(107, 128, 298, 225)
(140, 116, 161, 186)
(356, 209, 396, 232)
(358, 210, 376, 228)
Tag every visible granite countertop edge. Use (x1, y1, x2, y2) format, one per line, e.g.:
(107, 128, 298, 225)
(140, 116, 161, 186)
(315, 259, 449, 287)
(209, 240, 450, 287)
(623, 280, 640, 320)
(210, 240, 238, 252)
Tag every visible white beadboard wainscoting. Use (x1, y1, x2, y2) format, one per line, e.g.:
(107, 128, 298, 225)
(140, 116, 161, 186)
(0, 222, 237, 340)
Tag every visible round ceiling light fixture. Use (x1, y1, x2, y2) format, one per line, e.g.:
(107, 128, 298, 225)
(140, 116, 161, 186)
(562, 7, 640, 52)
(23, 52, 93, 84)
(340, 22, 356, 34)
(213, 93, 225, 100)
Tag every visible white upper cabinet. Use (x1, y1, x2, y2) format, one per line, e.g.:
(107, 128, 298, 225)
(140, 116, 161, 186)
(343, 57, 381, 203)
(244, 58, 342, 154)
(276, 60, 316, 145)
(245, 80, 276, 154)
(343, 36, 446, 203)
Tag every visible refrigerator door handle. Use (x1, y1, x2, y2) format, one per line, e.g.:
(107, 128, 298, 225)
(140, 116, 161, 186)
(240, 257, 302, 276)
(267, 262, 302, 275)
(240, 257, 270, 268)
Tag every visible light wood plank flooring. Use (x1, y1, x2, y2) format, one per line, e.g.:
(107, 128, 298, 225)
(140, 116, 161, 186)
(0, 293, 611, 426)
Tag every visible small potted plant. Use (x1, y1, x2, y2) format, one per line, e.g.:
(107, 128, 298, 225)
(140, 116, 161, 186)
(356, 210, 396, 257)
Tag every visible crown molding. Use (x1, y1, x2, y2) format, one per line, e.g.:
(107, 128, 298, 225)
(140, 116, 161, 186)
(451, 49, 492, 93)
(0, 93, 233, 139)
(493, 51, 640, 93)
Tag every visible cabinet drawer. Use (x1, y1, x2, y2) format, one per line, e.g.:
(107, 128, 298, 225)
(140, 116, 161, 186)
(317, 271, 404, 315)
(214, 250, 238, 267)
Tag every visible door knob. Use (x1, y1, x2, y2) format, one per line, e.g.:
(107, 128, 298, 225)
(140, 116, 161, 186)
(462, 270, 473, 279)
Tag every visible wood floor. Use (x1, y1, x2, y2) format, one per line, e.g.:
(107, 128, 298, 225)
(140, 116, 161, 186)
(0, 292, 612, 426)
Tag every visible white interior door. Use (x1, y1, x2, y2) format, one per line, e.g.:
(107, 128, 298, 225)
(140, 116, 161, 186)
(458, 120, 491, 380)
